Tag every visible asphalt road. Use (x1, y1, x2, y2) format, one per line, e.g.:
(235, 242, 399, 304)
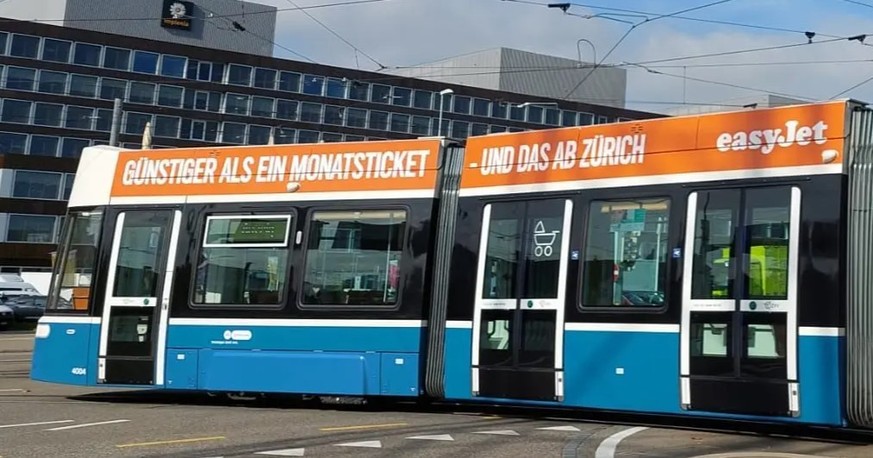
(1, 332, 872, 458)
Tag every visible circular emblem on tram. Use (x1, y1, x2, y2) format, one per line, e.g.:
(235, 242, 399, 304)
(749, 301, 757, 310)
(527, 300, 533, 308)
(143, 298, 149, 305)
(223, 330, 232, 340)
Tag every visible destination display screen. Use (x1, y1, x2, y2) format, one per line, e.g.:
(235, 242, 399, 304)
(205, 217, 289, 245)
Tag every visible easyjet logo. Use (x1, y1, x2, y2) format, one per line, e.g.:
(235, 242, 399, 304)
(715, 119, 829, 155)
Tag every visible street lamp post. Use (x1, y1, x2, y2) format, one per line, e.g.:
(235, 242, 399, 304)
(437, 88, 453, 137)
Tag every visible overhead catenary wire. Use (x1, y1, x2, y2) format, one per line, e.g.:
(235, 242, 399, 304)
(282, 0, 385, 70)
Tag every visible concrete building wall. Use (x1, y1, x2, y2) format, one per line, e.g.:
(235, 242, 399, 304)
(664, 94, 810, 116)
(63, 0, 277, 56)
(0, 1, 66, 23)
(389, 48, 627, 108)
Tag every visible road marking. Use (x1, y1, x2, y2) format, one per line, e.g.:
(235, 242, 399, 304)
(0, 389, 25, 393)
(320, 422, 407, 432)
(538, 425, 581, 432)
(0, 359, 30, 363)
(0, 337, 33, 341)
(47, 419, 130, 431)
(334, 440, 382, 448)
(407, 434, 454, 441)
(473, 429, 520, 436)
(256, 448, 305, 456)
(116, 436, 225, 448)
(595, 426, 648, 458)
(0, 420, 73, 429)
(692, 453, 828, 457)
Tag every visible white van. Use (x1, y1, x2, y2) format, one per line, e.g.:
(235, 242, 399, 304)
(0, 274, 40, 300)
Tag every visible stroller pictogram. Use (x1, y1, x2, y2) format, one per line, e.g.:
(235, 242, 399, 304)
(533, 220, 559, 257)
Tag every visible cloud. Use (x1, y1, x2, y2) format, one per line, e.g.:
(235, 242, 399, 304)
(244, 0, 873, 113)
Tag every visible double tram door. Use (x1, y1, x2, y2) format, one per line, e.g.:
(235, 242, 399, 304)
(97, 209, 181, 386)
(471, 198, 572, 401)
(680, 186, 800, 417)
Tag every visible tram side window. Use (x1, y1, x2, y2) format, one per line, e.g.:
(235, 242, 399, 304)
(302, 209, 406, 307)
(691, 189, 740, 299)
(582, 198, 670, 307)
(46, 210, 103, 312)
(192, 215, 291, 307)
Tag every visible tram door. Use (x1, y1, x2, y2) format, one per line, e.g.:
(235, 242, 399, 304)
(97, 209, 181, 386)
(471, 199, 572, 401)
(680, 187, 800, 416)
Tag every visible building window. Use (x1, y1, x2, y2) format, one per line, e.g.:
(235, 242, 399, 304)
(349, 81, 368, 101)
(472, 98, 490, 117)
(390, 113, 409, 133)
(392, 87, 412, 107)
(251, 97, 274, 118)
(561, 111, 577, 127)
(0, 132, 27, 154)
(527, 105, 544, 124)
(160, 55, 187, 78)
(369, 111, 389, 130)
(7, 215, 57, 243)
(157, 85, 184, 107)
(298, 130, 319, 143)
(69, 74, 98, 98)
(13, 171, 61, 200)
(192, 215, 292, 307)
(345, 134, 365, 142)
(492, 102, 508, 119)
(413, 90, 433, 110)
(129, 82, 156, 105)
(300, 102, 322, 123)
(61, 138, 90, 158)
(222, 122, 246, 144)
(370, 84, 391, 103)
(29, 135, 59, 157)
(224, 93, 250, 115)
(38, 70, 67, 94)
(249, 125, 271, 145)
(302, 209, 406, 307)
(9, 34, 39, 59)
(95, 109, 113, 132)
(302, 75, 324, 95)
(276, 99, 298, 120)
(0, 32, 8, 55)
(411, 116, 430, 135)
(597, 115, 608, 124)
(197, 61, 212, 81)
(73, 43, 101, 66)
(124, 112, 152, 135)
(102, 47, 130, 71)
(490, 125, 507, 133)
(99, 78, 127, 101)
(1, 100, 32, 124)
(471, 123, 488, 136)
(207, 92, 222, 112)
(453, 95, 471, 114)
(64, 106, 94, 130)
(326, 78, 347, 98)
(132, 50, 159, 74)
(346, 108, 367, 128)
(63, 174, 74, 200)
(253, 68, 277, 89)
(227, 64, 252, 86)
(205, 121, 219, 142)
(278, 71, 300, 92)
(509, 104, 525, 121)
(324, 105, 344, 126)
(582, 198, 670, 308)
(451, 120, 469, 138)
(321, 132, 343, 142)
(33, 103, 63, 127)
(579, 113, 595, 125)
(154, 116, 180, 138)
(545, 108, 559, 125)
(6, 67, 36, 91)
(275, 128, 295, 144)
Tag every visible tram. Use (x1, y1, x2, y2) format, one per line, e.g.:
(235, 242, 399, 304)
(30, 99, 873, 430)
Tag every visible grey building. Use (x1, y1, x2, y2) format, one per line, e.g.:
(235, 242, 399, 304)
(388, 47, 627, 109)
(0, 9, 660, 272)
(0, 0, 277, 57)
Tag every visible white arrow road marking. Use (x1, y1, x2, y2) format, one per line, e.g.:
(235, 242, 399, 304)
(334, 440, 382, 448)
(538, 425, 581, 432)
(255, 448, 305, 456)
(406, 434, 454, 441)
(473, 430, 520, 436)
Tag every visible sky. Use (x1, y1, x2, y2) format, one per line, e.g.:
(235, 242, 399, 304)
(243, 0, 873, 114)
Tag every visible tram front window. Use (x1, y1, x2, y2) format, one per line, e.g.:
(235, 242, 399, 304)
(47, 210, 103, 312)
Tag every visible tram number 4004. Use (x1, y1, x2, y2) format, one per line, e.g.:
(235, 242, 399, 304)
(70, 367, 87, 376)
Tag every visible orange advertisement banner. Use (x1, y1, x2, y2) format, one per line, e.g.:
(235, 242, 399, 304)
(110, 139, 443, 197)
(461, 101, 848, 189)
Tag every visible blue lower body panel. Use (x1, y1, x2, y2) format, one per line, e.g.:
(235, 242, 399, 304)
(443, 325, 845, 426)
(31, 321, 96, 386)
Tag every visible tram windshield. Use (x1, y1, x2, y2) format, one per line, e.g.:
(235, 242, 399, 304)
(46, 210, 103, 312)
